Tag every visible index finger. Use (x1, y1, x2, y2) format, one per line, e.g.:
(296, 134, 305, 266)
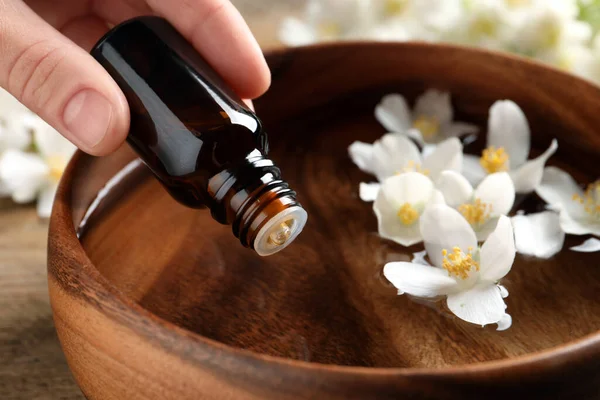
(145, 0, 270, 99)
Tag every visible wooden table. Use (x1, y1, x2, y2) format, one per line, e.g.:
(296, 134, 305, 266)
(0, 2, 297, 398)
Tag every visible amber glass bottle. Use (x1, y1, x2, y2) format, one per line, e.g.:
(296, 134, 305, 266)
(91, 16, 306, 256)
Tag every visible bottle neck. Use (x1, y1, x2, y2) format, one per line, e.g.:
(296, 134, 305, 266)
(207, 151, 305, 253)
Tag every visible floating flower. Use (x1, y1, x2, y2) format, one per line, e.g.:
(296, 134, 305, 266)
(535, 166, 600, 251)
(510, 211, 565, 258)
(383, 204, 514, 330)
(374, 90, 478, 145)
(462, 100, 558, 193)
(349, 134, 463, 197)
(437, 171, 515, 241)
(373, 172, 444, 246)
(0, 120, 76, 217)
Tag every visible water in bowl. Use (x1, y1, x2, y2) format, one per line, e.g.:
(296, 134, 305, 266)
(79, 99, 600, 368)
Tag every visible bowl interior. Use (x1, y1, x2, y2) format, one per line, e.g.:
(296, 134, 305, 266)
(76, 44, 600, 369)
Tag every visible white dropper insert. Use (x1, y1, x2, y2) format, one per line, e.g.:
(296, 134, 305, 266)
(253, 206, 308, 256)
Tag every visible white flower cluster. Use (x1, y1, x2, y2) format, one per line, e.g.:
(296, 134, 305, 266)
(349, 89, 599, 330)
(280, 0, 600, 85)
(0, 88, 76, 218)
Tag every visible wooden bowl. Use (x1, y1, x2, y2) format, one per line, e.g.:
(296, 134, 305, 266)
(48, 43, 600, 399)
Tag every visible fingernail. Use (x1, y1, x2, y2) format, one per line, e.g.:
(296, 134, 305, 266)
(63, 89, 113, 148)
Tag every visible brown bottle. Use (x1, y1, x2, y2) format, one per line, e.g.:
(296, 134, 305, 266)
(90, 16, 306, 256)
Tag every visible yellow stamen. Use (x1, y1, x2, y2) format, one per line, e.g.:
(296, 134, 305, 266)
(573, 181, 600, 220)
(442, 247, 480, 280)
(317, 22, 341, 38)
(556, 53, 573, 71)
(400, 160, 430, 176)
(480, 146, 509, 173)
(469, 15, 498, 38)
(539, 19, 561, 50)
(412, 115, 440, 140)
(384, 0, 409, 16)
(47, 156, 67, 183)
(397, 202, 419, 226)
(504, 0, 530, 8)
(458, 198, 492, 226)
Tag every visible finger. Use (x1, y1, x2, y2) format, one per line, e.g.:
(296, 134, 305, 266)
(91, 0, 153, 26)
(60, 15, 110, 52)
(145, 0, 270, 99)
(0, 1, 129, 156)
(23, 0, 89, 28)
(243, 99, 254, 111)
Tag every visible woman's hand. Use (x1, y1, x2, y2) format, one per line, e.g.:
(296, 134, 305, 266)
(0, 0, 270, 155)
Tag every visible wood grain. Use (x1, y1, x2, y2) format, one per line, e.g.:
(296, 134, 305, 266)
(49, 43, 600, 399)
(0, 1, 297, 398)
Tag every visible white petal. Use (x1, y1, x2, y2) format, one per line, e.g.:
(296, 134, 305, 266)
(348, 141, 374, 173)
(378, 172, 434, 208)
(447, 284, 508, 327)
(0, 88, 34, 152)
(33, 121, 76, 159)
(411, 250, 430, 266)
(0, 149, 48, 203)
(359, 182, 380, 202)
(383, 262, 458, 298)
(496, 313, 512, 331)
(570, 238, 600, 253)
(436, 170, 473, 208)
(536, 166, 587, 219)
(461, 154, 487, 186)
(442, 121, 479, 138)
(373, 173, 435, 247)
(373, 134, 422, 181)
(375, 94, 413, 133)
(479, 216, 515, 282)
(421, 143, 437, 158)
(422, 137, 463, 183)
(0, 124, 31, 152)
(278, 17, 316, 46)
(0, 180, 11, 197)
(509, 139, 558, 193)
(475, 172, 515, 216)
(558, 208, 600, 236)
(511, 211, 565, 259)
(37, 183, 57, 218)
(405, 128, 425, 146)
(421, 204, 478, 268)
(427, 189, 446, 206)
(413, 89, 453, 125)
(474, 217, 500, 242)
(11, 183, 39, 203)
(487, 100, 530, 168)
(376, 217, 423, 247)
(349, 134, 421, 181)
(498, 285, 509, 298)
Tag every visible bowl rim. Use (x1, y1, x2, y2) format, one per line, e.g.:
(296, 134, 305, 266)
(49, 41, 600, 378)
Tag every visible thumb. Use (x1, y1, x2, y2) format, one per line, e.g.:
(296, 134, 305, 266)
(0, 1, 129, 156)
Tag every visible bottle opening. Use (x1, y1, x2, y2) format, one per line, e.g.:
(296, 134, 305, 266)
(253, 206, 308, 256)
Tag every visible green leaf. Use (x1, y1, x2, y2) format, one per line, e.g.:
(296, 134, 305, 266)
(578, 0, 600, 40)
